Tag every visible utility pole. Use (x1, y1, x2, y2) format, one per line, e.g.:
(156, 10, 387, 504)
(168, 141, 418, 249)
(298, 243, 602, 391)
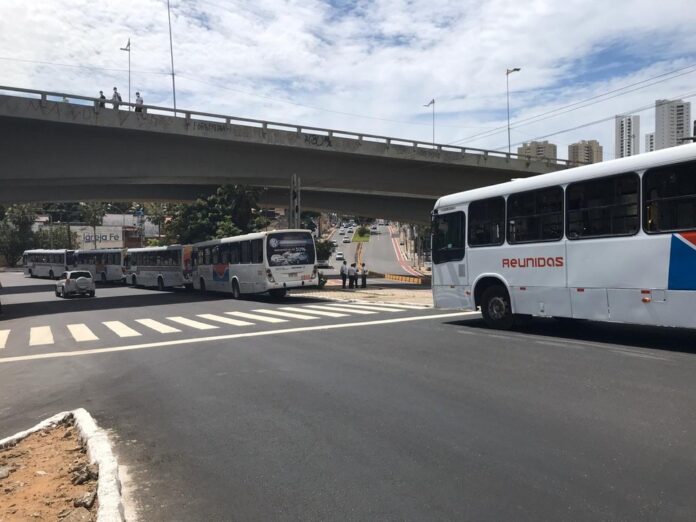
(289, 174, 301, 229)
(120, 38, 131, 110)
(166, 0, 177, 114)
(423, 98, 435, 146)
(506, 67, 521, 154)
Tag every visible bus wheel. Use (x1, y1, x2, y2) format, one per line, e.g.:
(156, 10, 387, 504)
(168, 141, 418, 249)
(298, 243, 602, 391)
(200, 279, 206, 294)
(157, 277, 165, 291)
(269, 288, 287, 299)
(49, 270, 54, 280)
(231, 280, 241, 299)
(28, 270, 33, 278)
(131, 275, 137, 287)
(481, 285, 514, 330)
(101, 272, 107, 284)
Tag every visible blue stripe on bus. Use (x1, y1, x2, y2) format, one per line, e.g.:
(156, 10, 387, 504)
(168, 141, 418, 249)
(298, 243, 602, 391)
(668, 234, 696, 290)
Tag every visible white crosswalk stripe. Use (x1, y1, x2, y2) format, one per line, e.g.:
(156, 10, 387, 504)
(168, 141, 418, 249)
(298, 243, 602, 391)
(67, 323, 99, 342)
(252, 309, 318, 320)
(197, 314, 254, 327)
(103, 321, 142, 338)
(29, 326, 54, 346)
(225, 311, 287, 323)
(136, 319, 181, 334)
(0, 330, 9, 350)
(303, 304, 377, 315)
(167, 316, 218, 330)
(359, 303, 429, 310)
(322, 303, 405, 312)
(281, 306, 348, 318)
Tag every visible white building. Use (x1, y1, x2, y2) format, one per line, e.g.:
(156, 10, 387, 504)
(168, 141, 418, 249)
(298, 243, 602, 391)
(655, 99, 692, 150)
(517, 140, 557, 160)
(614, 115, 640, 158)
(568, 140, 603, 164)
(645, 132, 655, 153)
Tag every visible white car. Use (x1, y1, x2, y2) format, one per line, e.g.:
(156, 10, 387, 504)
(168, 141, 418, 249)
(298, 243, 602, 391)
(342, 237, 351, 243)
(335, 252, 345, 261)
(55, 270, 96, 298)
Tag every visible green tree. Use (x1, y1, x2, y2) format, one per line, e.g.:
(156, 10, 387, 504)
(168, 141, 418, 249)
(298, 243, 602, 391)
(80, 202, 106, 249)
(0, 204, 35, 267)
(216, 217, 242, 238)
(315, 239, 333, 261)
(144, 203, 168, 237)
(33, 226, 77, 250)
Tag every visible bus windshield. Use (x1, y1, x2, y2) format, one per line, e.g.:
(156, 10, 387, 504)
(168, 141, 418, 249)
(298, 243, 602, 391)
(267, 232, 316, 266)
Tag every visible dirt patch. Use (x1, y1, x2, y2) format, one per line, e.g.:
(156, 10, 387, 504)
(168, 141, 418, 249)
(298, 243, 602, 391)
(0, 419, 98, 521)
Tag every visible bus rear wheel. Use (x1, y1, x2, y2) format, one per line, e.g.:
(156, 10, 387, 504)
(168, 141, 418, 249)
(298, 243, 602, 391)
(199, 279, 206, 294)
(231, 280, 241, 299)
(481, 285, 514, 330)
(269, 288, 287, 299)
(131, 275, 137, 287)
(49, 270, 54, 280)
(157, 277, 165, 291)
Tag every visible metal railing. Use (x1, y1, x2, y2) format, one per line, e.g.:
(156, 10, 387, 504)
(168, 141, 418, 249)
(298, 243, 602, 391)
(0, 85, 577, 167)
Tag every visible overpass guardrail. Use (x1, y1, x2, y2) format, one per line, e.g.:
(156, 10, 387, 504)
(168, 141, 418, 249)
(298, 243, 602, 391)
(0, 85, 577, 168)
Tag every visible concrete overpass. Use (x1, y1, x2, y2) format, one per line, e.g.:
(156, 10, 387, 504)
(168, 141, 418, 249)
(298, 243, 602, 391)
(0, 86, 573, 222)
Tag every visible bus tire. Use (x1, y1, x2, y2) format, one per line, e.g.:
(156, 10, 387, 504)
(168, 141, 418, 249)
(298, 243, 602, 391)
(49, 270, 54, 280)
(200, 279, 206, 294)
(28, 269, 34, 278)
(269, 288, 287, 299)
(101, 272, 107, 284)
(185, 283, 194, 291)
(231, 280, 241, 299)
(157, 277, 165, 292)
(481, 285, 514, 330)
(131, 275, 137, 287)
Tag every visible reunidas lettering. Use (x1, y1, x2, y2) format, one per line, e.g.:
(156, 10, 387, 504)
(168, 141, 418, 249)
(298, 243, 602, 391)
(502, 257, 564, 268)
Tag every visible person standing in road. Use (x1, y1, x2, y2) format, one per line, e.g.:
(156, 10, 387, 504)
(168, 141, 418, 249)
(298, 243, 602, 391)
(348, 263, 357, 289)
(98, 90, 106, 108)
(135, 92, 144, 113)
(112, 87, 121, 110)
(360, 262, 368, 288)
(340, 260, 348, 289)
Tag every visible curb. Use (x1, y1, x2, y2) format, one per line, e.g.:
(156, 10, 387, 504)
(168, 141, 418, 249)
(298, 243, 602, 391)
(0, 408, 126, 522)
(290, 290, 432, 308)
(384, 274, 431, 285)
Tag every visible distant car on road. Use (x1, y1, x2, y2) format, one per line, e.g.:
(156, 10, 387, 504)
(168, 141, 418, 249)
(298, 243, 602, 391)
(335, 252, 345, 261)
(338, 230, 345, 235)
(342, 237, 351, 243)
(55, 270, 96, 298)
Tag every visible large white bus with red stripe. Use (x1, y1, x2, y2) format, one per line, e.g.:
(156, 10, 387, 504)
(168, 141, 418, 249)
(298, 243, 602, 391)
(432, 143, 696, 329)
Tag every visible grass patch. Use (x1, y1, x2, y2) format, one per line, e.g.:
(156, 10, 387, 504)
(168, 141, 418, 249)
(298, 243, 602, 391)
(352, 232, 370, 242)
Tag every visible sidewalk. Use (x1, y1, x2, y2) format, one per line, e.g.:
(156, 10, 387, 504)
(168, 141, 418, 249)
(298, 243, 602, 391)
(292, 284, 433, 306)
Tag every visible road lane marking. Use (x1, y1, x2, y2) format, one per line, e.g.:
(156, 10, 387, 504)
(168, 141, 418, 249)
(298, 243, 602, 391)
(357, 303, 429, 310)
(0, 330, 9, 350)
(29, 326, 54, 346)
(135, 319, 181, 334)
(324, 303, 406, 312)
(304, 304, 377, 315)
(197, 314, 253, 327)
(167, 316, 218, 330)
(0, 312, 472, 365)
(252, 309, 318, 320)
(67, 324, 99, 342)
(225, 311, 287, 323)
(103, 321, 142, 338)
(282, 307, 348, 318)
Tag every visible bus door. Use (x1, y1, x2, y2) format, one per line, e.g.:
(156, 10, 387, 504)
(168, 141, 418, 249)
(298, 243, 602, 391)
(431, 211, 468, 308)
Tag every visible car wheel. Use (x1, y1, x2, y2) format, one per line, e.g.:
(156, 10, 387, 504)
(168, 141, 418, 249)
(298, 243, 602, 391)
(481, 285, 514, 330)
(55, 287, 61, 297)
(157, 277, 165, 292)
(89, 290, 95, 297)
(231, 280, 240, 299)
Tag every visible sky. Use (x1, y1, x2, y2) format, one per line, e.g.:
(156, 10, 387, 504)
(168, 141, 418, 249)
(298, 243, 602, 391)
(1, 0, 695, 160)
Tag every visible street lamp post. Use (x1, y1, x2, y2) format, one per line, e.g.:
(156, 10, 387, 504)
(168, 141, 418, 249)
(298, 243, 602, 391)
(166, 0, 177, 114)
(120, 38, 131, 110)
(506, 67, 520, 154)
(423, 98, 435, 146)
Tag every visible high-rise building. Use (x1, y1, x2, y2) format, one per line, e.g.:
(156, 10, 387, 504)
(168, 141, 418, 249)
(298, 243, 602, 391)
(655, 99, 692, 149)
(517, 140, 557, 160)
(645, 132, 655, 153)
(614, 115, 640, 158)
(568, 140, 603, 164)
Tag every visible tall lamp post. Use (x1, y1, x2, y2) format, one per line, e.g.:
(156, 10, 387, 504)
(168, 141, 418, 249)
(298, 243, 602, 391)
(166, 0, 177, 114)
(120, 38, 131, 110)
(424, 98, 435, 146)
(506, 67, 520, 154)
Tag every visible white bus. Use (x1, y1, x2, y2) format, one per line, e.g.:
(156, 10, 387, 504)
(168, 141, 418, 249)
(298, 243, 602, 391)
(193, 230, 318, 298)
(124, 245, 193, 290)
(23, 249, 75, 279)
(432, 143, 696, 330)
(74, 248, 126, 283)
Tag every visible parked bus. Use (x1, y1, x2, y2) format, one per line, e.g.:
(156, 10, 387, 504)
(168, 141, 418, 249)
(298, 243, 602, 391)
(432, 143, 696, 330)
(124, 245, 193, 290)
(73, 248, 126, 283)
(23, 249, 75, 279)
(193, 230, 317, 298)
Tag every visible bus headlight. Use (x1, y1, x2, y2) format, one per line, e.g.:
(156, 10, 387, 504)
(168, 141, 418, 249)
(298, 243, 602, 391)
(266, 269, 275, 283)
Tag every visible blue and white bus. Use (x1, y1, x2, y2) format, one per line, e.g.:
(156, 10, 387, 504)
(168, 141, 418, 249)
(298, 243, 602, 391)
(192, 230, 318, 298)
(432, 143, 696, 329)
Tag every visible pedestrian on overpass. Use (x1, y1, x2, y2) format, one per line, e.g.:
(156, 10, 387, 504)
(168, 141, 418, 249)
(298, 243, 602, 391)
(348, 263, 357, 289)
(112, 87, 121, 110)
(340, 261, 348, 289)
(360, 263, 368, 288)
(98, 90, 106, 108)
(135, 92, 144, 113)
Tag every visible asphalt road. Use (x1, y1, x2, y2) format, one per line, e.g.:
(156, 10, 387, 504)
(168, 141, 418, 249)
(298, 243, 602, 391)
(2, 272, 696, 521)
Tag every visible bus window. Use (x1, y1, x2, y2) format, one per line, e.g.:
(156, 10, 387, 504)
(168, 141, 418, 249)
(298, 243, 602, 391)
(468, 197, 505, 247)
(251, 239, 263, 264)
(507, 186, 563, 243)
(230, 243, 241, 264)
(240, 241, 251, 263)
(567, 172, 639, 239)
(212, 246, 220, 265)
(644, 160, 696, 233)
(432, 211, 465, 264)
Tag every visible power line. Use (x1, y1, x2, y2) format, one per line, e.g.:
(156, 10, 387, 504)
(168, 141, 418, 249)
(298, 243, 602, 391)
(0, 55, 169, 76)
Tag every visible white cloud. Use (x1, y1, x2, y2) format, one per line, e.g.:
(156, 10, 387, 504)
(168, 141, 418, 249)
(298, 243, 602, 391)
(1, 0, 695, 160)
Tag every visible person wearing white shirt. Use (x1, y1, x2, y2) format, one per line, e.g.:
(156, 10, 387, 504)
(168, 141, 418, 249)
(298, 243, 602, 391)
(339, 261, 348, 289)
(135, 92, 144, 113)
(112, 87, 121, 110)
(348, 263, 357, 289)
